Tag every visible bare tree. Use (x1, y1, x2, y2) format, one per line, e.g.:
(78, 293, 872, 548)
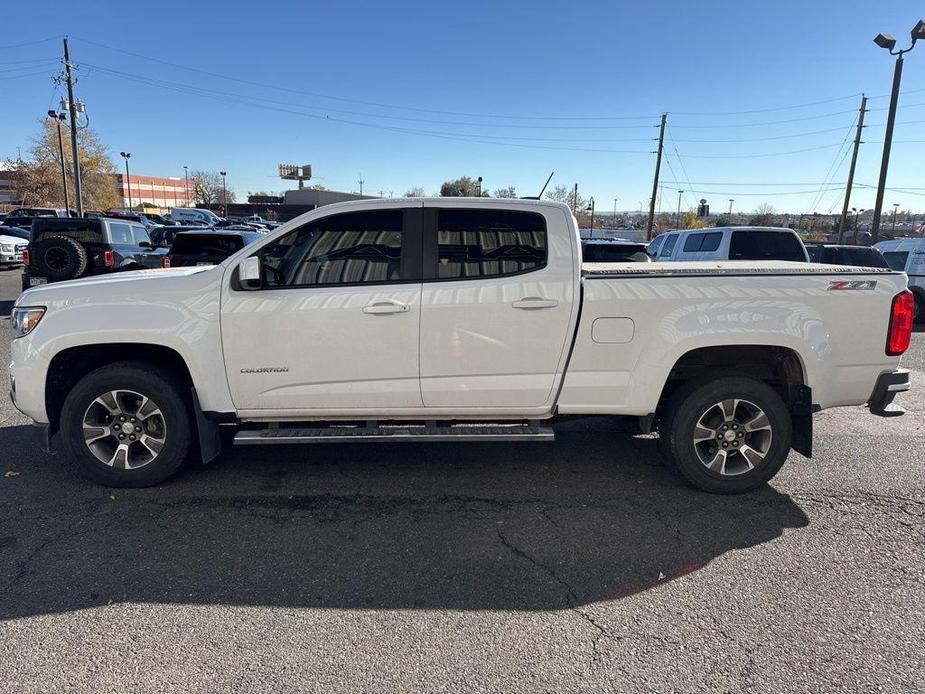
(544, 184, 585, 213)
(493, 186, 517, 198)
(189, 170, 236, 205)
(748, 202, 776, 226)
(404, 186, 425, 197)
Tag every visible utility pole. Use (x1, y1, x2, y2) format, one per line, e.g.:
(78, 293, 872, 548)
(573, 183, 579, 215)
(646, 113, 667, 240)
(837, 94, 868, 244)
(613, 197, 618, 227)
(62, 37, 83, 216)
(588, 197, 595, 237)
(47, 111, 70, 213)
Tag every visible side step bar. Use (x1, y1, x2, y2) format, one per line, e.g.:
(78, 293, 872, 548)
(233, 422, 555, 445)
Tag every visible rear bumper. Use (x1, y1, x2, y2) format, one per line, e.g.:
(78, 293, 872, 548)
(868, 368, 910, 417)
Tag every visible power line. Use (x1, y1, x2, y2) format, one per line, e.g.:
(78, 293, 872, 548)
(672, 143, 846, 159)
(0, 36, 61, 50)
(671, 93, 862, 116)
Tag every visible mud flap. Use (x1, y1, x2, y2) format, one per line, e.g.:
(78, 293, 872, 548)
(192, 387, 222, 464)
(790, 385, 813, 459)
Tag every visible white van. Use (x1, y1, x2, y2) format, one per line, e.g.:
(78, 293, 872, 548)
(167, 208, 222, 225)
(648, 227, 809, 263)
(874, 237, 925, 320)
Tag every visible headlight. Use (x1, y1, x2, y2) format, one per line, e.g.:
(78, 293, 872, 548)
(0, 244, 13, 253)
(11, 306, 45, 338)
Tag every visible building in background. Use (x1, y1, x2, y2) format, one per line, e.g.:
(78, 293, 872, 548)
(114, 173, 192, 210)
(0, 162, 20, 205)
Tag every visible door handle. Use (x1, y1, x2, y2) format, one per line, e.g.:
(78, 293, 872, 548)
(512, 297, 559, 310)
(363, 300, 410, 315)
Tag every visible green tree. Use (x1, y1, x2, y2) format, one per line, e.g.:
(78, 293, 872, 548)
(7, 118, 119, 211)
(440, 176, 487, 197)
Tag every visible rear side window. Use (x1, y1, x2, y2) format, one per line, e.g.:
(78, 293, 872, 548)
(729, 231, 806, 261)
(831, 247, 890, 269)
(260, 210, 403, 287)
(108, 222, 133, 244)
(660, 234, 678, 257)
(582, 243, 648, 262)
(435, 209, 546, 279)
(647, 236, 664, 257)
(682, 232, 722, 253)
(131, 225, 150, 245)
(882, 251, 909, 271)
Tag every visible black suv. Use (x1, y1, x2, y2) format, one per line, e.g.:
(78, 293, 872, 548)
(22, 217, 166, 290)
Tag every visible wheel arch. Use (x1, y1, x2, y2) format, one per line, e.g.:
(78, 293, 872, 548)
(45, 343, 220, 462)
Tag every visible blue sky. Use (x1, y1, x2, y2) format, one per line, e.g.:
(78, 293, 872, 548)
(2, 0, 925, 214)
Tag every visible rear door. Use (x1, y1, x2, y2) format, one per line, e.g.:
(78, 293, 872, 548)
(419, 203, 576, 409)
(106, 221, 138, 267)
(221, 204, 424, 412)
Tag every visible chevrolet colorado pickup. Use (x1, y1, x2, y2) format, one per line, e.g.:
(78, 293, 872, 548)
(9, 199, 914, 493)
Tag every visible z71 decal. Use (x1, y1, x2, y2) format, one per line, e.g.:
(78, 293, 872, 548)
(828, 280, 877, 291)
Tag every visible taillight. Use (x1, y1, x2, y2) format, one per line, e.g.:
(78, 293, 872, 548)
(161, 256, 170, 268)
(22, 249, 30, 266)
(104, 250, 114, 267)
(886, 290, 914, 356)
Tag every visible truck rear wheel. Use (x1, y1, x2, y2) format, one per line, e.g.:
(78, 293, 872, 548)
(660, 376, 792, 494)
(59, 362, 192, 487)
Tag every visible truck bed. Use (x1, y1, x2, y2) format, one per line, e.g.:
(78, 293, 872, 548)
(581, 260, 899, 278)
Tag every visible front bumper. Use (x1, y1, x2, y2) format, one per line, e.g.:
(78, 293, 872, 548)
(0, 251, 23, 265)
(868, 368, 910, 417)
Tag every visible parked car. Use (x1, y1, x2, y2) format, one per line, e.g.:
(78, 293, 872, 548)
(874, 237, 925, 321)
(648, 227, 809, 263)
(581, 239, 650, 263)
(149, 224, 212, 248)
(168, 208, 223, 226)
(21, 216, 166, 290)
(162, 229, 264, 268)
(805, 244, 891, 269)
(141, 213, 177, 226)
(0, 232, 27, 268)
(9, 199, 913, 493)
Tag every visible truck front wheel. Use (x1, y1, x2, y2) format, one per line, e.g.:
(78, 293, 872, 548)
(59, 362, 192, 487)
(660, 376, 792, 494)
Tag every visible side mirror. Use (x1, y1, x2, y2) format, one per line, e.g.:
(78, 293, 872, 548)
(138, 241, 152, 249)
(238, 256, 261, 289)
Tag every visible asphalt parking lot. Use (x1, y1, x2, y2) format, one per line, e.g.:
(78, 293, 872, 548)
(0, 267, 923, 693)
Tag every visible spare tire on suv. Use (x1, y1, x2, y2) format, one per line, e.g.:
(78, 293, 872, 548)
(34, 234, 89, 281)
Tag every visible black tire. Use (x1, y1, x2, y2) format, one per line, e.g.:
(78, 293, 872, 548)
(59, 361, 193, 487)
(34, 235, 88, 281)
(661, 376, 792, 494)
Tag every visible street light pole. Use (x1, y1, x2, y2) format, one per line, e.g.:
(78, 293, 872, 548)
(728, 198, 734, 216)
(220, 171, 227, 217)
(47, 111, 70, 214)
(676, 190, 684, 229)
(120, 152, 132, 209)
(892, 203, 900, 232)
(613, 197, 618, 227)
(853, 208, 864, 244)
(183, 165, 190, 207)
(587, 197, 595, 238)
(870, 20, 925, 241)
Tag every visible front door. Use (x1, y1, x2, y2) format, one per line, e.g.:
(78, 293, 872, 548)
(221, 205, 424, 412)
(419, 204, 576, 409)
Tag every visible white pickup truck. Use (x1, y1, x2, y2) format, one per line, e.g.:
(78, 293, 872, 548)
(9, 199, 914, 493)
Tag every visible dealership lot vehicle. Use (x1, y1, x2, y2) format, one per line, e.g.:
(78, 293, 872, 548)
(167, 207, 224, 225)
(20, 216, 166, 290)
(149, 224, 211, 248)
(875, 237, 925, 320)
(9, 199, 913, 492)
(581, 238, 650, 263)
(648, 226, 809, 262)
(0, 232, 27, 268)
(806, 243, 891, 269)
(162, 229, 264, 267)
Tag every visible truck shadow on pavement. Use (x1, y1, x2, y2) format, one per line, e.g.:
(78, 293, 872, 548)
(0, 421, 809, 619)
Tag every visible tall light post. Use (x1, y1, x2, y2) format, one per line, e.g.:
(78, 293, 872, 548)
(676, 190, 684, 229)
(586, 197, 595, 237)
(183, 165, 190, 207)
(728, 198, 734, 217)
(892, 203, 900, 232)
(870, 20, 925, 241)
(119, 152, 132, 210)
(47, 110, 70, 214)
(613, 197, 618, 227)
(476, 176, 482, 197)
(220, 171, 227, 217)
(853, 208, 864, 244)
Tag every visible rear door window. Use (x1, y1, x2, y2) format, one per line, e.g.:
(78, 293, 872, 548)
(131, 225, 151, 246)
(434, 209, 546, 279)
(729, 231, 806, 261)
(108, 222, 133, 244)
(680, 232, 721, 253)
